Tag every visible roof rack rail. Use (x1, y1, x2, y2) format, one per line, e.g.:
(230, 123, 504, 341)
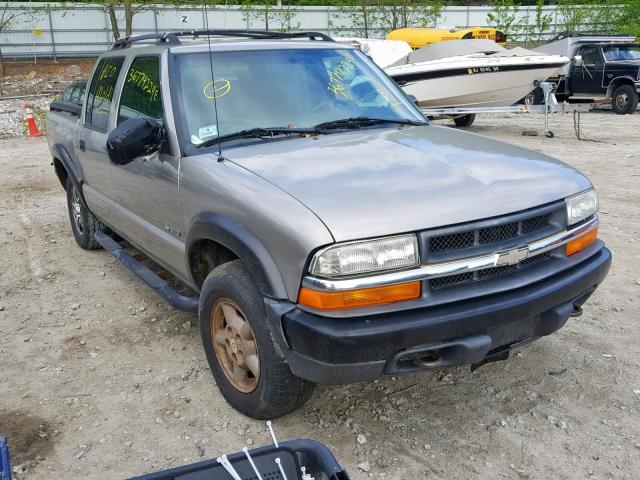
(111, 29, 334, 50)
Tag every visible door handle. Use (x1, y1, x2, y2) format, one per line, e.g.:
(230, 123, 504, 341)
(79, 140, 86, 151)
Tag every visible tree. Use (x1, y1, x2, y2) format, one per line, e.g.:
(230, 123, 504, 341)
(525, 0, 553, 46)
(375, 0, 442, 33)
(241, 1, 300, 32)
(556, 0, 592, 36)
(0, 2, 43, 81)
(585, 0, 622, 35)
(486, 0, 526, 41)
(104, 0, 156, 41)
(332, 1, 378, 38)
(615, 0, 640, 39)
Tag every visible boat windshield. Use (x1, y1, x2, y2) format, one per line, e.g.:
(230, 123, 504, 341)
(172, 48, 426, 149)
(603, 45, 640, 61)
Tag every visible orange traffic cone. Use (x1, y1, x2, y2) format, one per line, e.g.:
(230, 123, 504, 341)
(24, 104, 43, 137)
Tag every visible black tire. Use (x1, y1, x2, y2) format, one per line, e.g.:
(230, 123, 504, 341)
(199, 260, 314, 419)
(66, 177, 101, 250)
(453, 114, 476, 127)
(611, 84, 638, 115)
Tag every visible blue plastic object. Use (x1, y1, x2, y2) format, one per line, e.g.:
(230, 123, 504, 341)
(0, 437, 12, 480)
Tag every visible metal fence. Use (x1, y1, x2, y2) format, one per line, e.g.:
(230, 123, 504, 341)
(0, 2, 607, 60)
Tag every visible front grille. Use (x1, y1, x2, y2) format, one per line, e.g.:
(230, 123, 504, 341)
(428, 212, 552, 254)
(428, 252, 552, 290)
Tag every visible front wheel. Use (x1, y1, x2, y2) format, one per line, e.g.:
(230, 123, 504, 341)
(611, 85, 638, 115)
(199, 260, 314, 419)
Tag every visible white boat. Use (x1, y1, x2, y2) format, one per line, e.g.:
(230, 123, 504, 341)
(384, 40, 569, 108)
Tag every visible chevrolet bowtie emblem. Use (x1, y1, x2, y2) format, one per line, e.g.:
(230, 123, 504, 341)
(495, 246, 529, 266)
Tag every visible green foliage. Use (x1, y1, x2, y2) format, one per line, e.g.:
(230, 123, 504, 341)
(612, 0, 640, 39)
(240, 1, 301, 32)
(526, 0, 552, 45)
(331, 1, 378, 38)
(375, 0, 442, 32)
(486, 0, 526, 39)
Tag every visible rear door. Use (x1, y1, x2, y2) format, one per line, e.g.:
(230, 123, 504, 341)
(571, 46, 605, 94)
(107, 54, 184, 276)
(78, 56, 125, 221)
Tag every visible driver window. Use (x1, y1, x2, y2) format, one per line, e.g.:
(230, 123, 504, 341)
(579, 47, 602, 66)
(118, 56, 163, 125)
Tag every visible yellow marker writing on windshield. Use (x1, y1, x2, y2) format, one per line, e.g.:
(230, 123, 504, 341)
(203, 79, 231, 99)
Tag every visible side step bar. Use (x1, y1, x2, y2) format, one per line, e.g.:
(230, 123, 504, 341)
(94, 230, 199, 313)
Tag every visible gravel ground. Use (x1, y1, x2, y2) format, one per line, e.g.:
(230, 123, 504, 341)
(0, 97, 54, 138)
(0, 111, 639, 480)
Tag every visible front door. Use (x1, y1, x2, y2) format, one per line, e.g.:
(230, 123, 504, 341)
(107, 55, 185, 277)
(571, 46, 605, 95)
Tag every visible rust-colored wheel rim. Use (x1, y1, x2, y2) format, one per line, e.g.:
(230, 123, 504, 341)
(211, 298, 260, 393)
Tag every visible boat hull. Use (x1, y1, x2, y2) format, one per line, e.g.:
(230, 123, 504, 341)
(389, 64, 564, 108)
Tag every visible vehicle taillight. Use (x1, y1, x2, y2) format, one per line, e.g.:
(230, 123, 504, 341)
(495, 31, 507, 43)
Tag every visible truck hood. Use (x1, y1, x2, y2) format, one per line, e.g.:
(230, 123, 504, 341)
(226, 125, 591, 242)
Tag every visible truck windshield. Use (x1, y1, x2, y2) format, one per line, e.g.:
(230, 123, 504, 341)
(603, 45, 640, 61)
(172, 48, 426, 148)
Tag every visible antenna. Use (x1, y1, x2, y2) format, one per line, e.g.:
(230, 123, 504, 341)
(203, 5, 224, 162)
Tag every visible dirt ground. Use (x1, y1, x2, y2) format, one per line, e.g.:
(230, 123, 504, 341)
(0, 111, 638, 480)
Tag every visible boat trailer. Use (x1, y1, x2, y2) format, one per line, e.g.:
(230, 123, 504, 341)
(421, 82, 593, 138)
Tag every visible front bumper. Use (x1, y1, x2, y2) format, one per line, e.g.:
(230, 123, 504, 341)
(267, 246, 611, 384)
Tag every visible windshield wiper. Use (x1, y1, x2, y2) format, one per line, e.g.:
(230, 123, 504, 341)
(196, 127, 317, 149)
(314, 116, 424, 130)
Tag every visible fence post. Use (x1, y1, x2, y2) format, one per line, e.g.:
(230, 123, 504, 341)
(466, 6, 470, 28)
(327, 6, 331, 36)
(47, 4, 57, 62)
(154, 8, 158, 34)
(104, 7, 111, 49)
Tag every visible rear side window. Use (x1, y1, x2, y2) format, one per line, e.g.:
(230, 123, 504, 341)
(118, 56, 163, 125)
(85, 57, 124, 131)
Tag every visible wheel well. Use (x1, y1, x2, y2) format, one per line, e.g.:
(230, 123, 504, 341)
(189, 239, 238, 288)
(53, 158, 69, 190)
(607, 77, 636, 97)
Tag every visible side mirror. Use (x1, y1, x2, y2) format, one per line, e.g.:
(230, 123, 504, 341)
(407, 94, 419, 105)
(573, 55, 583, 67)
(106, 118, 163, 165)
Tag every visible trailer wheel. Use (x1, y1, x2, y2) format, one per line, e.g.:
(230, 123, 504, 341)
(612, 85, 638, 115)
(453, 114, 475, 127)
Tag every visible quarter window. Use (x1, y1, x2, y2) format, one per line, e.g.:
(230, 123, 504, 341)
(85, 57, 124, 131)
(118, 56, 163, 125)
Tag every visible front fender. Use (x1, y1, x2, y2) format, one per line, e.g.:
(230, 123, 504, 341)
(186, 213, 288, 299)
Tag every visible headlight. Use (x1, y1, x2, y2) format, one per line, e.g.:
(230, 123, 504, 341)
(566, 189, 598, 226)
(310, 234, 420, 278)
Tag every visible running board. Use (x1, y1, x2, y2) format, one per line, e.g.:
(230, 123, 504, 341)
(94, 230, 199, 313)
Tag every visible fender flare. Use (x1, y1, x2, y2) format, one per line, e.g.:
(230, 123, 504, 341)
(52, 144, 83, 193)
(606, 76, 638, 97)
(185, 213, 288, 299)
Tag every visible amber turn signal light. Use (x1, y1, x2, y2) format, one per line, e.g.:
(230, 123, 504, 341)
(566, 228, 598, 256)
(299, 281, 421, 310)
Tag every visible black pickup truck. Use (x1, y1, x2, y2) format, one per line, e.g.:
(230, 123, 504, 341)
(536, 35, 640, 114)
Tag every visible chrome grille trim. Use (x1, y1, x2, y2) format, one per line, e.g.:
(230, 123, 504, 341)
(301, 215, 598, 292)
